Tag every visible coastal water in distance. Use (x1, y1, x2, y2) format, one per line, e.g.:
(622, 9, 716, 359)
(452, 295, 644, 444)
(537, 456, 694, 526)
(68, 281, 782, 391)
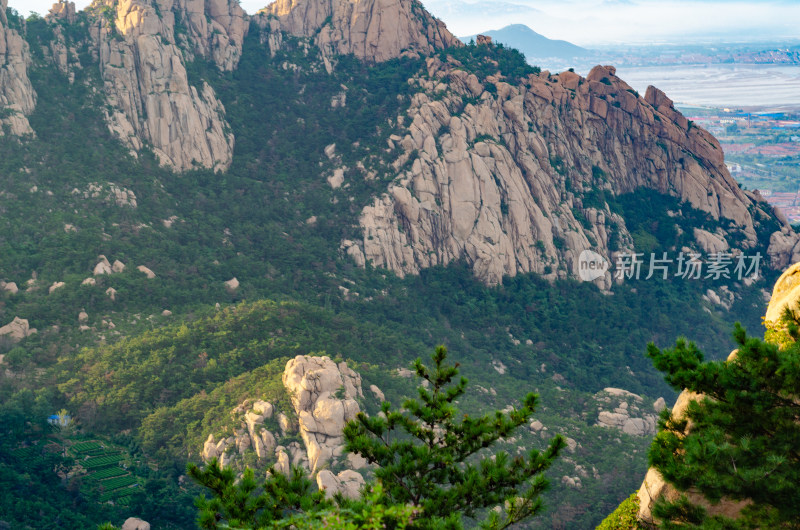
(613, 64, 800, 110)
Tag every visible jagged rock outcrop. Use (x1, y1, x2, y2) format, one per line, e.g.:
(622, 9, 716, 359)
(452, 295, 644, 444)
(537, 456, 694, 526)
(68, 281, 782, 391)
(282, 355, 363, 473)
(764, 261, 800, 323)
(0, 0, 36, 135)
(87, 0, 240, 171)
(343, 60, 791, 286)
(258, 0, 461, 63)
(202, 399, 280, 468)
(594, 388, 657, 437)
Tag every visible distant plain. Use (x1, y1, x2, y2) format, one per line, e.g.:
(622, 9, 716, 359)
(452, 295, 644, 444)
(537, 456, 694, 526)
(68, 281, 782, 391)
(613, 64, 800, 110)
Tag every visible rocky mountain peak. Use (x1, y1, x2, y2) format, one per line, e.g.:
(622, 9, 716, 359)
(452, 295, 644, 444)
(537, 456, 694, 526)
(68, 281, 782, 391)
(259, 0, 462, 63)
(0, 0, 36, 136)
(342, 57, 791, 287)
(85, 0, 243, 171)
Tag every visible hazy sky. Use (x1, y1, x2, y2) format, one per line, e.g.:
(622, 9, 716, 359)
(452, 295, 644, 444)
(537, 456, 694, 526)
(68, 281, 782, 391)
(9, 0, 800, 46)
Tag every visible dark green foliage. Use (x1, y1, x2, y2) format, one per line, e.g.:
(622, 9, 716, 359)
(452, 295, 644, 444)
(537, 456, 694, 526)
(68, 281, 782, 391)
(188, 459, 331, 529)
(596, 493, 644, 530)
(443, 42, 540, 84)
(188, 460, 415, 529)
(344, 346, 565, 529)
(646, 316, 800, 528)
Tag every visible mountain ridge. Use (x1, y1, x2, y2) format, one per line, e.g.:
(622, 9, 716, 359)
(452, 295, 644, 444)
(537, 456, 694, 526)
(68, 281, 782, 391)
(462, 24, 590, 61)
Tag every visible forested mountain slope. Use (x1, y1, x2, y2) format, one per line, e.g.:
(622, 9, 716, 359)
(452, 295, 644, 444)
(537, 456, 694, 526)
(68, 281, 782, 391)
(0, 0, 794, 528)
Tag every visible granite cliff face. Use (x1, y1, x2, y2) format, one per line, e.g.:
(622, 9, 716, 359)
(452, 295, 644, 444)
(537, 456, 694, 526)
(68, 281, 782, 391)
(87, 0, 246, 171)
(259, 0, 461, 63)
(0, 0, 36, 135)
(342, 59, 789, 287)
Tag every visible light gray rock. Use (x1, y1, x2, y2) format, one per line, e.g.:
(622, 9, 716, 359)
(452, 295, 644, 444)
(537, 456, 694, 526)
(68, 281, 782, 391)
(343, 62, 788, 287)
(259, 0, 461, 64)
(316, 469, 365, 500)
(89, 0, 242, 171)
(0, 0, 36, 136)
(283, 355, 364, 472)
(0, 317, 36, 341)
(137, 265, 156, 279)
(121, 518, 150, 530)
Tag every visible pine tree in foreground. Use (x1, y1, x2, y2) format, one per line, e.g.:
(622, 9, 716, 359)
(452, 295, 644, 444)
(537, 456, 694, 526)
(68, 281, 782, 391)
(646, 314, 800, 529)
(343, 345, 565, 529)
(186, 346, 563, 529)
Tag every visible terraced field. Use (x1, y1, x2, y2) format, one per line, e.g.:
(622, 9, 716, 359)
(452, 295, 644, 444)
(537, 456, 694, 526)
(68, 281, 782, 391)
(69, 440, 142, 504)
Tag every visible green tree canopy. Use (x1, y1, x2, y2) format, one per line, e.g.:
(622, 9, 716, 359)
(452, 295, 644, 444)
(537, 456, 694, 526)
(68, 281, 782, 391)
(343, 345, 565, 529)
(646, 314, 800, 528)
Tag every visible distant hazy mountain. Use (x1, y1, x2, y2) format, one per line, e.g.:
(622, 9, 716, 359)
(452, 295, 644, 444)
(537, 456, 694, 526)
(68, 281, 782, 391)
(462, 24, 590, 60)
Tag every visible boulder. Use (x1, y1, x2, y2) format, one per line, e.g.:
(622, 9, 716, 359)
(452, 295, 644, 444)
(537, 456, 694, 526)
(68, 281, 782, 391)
(137, 265, 156, 279)
(93, 256, 112, 275)
(252, 400, 274, 418)
(202, 434, 218, 461)
(121, 518, 150, 530)
(78, 311, 88, 322)
(112, 260, 126, 273)
(260, 430, 276, 455)
(81, 278, 96, 286)
(693, 228, 729, 254)
(0, 317, 36, 341)
(369, 384, 385, 402)
(224, 277, 240, 292)
(2, 282, 18, 294)
(274, 447, 291, 476)
(316, 469, 365, 500)
(105, 287, 118, 301)
(49, 281, 65, 294)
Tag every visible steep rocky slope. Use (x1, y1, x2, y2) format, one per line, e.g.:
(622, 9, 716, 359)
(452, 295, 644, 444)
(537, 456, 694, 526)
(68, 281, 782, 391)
(84, 0, 246, 171)
(0, 0, 35, 135)
(259, 0, 461, 63)
(342, 58, 791, 287)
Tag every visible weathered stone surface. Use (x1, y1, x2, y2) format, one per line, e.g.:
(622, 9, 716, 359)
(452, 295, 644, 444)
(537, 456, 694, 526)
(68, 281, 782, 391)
(137, 265, 156, 279)
(344, 61, 790, 286)
(595, 388, 656, 436)
(94, 255, 113, 276)
(283, 355, 363, 472)
(0, 0, 36, 136)
(369, 384, 385, 402)
(316, 469, 365, 500)
(121, 518, 151, 530)
(0, 317, 37, 341)
(274, 446, 291, 476)
(765, 261, 800, 323)
(89, 0, 239, 171)
(259, 0, 461, 64)
(693, 228, 729, 254)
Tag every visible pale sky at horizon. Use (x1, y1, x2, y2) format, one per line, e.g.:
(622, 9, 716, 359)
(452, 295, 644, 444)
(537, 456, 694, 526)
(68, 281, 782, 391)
(8, 0, 800, 47)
